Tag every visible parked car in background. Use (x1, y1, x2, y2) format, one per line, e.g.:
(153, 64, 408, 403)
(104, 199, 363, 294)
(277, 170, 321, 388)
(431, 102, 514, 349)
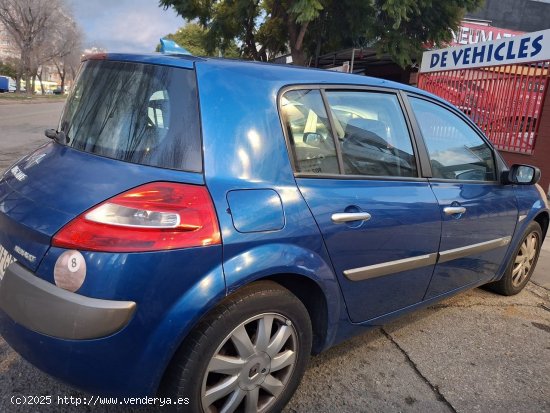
(0, 52, 547, 413)
(0, 76, 15, 93)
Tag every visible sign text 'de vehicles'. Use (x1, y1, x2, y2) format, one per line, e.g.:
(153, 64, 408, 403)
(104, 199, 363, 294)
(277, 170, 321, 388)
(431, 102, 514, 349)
(420, 29, 550, 73)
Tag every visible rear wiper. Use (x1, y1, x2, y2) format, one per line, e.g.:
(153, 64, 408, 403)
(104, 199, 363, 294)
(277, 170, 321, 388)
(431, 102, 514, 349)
(44, 129, 69, 143)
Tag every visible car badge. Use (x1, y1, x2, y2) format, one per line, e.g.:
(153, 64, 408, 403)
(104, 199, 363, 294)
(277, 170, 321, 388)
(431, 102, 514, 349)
(10, 166, 27, 181)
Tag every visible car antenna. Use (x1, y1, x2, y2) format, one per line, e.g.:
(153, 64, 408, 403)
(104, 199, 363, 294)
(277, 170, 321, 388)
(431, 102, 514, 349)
(159, 38, 191, 56)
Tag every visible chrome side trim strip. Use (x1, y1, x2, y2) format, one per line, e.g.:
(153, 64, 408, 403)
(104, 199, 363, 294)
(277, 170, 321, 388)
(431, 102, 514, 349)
(343, 236, 512, 282)
(343, 253, 438, 281)
(437, 236, 511, 264)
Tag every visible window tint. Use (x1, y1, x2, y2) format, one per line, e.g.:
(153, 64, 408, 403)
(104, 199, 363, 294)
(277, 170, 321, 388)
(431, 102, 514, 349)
(281, 90, 339, 174)
(410, 97, 496, 181)
(59, 60, 202, 172)
(325, 91, 417, 177)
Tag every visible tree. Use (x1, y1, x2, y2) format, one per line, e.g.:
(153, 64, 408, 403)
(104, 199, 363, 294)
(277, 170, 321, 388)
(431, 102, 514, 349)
(0, 0, 61, 93)
(30, 11, 75, 94)
(160, 22, 240, 57)
(49, 16, 83, 92)
(0, 0, 81, 94)
(0, 58, 17, 78)
(52, 42, 81, 93)
(159, 0, 482, 67)
(319, 0, 483, 67)
(159, 0, 321, 65)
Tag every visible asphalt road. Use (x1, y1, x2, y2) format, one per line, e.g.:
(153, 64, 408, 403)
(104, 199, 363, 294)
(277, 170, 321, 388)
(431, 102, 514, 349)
(0, 100, 549, 413)
(0, 100, 64, 172)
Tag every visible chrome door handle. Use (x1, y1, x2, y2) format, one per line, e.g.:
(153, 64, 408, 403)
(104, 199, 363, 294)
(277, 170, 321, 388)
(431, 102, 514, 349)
(444, 206, 466, 215)
(331, 212, 372, 224)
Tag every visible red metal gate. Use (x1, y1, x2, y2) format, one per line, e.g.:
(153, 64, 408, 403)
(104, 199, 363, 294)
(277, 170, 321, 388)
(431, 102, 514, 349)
(418, 62, 550, 154)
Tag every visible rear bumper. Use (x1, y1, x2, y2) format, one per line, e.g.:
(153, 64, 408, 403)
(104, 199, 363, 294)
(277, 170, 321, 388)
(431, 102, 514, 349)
(0, 262, 136, 339)
(0, 245, 225, 396)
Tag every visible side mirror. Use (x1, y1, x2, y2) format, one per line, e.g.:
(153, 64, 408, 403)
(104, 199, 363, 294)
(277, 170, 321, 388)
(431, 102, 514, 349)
(44, 128, 57, 139)
(502, 164, 541, 185)
(44, 129, 68, 143)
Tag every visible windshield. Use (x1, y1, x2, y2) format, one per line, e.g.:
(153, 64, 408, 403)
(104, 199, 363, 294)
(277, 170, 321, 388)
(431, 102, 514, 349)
(58, 60, 202, 172)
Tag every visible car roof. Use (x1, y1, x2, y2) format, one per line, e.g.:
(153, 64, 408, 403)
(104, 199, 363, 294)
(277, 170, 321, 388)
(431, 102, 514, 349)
(84, 52, 448, 106)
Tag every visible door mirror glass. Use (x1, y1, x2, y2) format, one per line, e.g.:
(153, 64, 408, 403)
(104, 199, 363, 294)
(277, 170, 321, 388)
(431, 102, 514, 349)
(506, 164, 541, 185)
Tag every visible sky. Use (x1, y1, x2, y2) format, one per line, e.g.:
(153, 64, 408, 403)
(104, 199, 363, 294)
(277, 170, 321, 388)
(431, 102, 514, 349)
(66, 0, 184, 53)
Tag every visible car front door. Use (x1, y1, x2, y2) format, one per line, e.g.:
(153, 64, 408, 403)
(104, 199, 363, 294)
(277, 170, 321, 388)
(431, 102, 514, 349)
(280, 87, 442, 323)
(406, 95, 519, 299)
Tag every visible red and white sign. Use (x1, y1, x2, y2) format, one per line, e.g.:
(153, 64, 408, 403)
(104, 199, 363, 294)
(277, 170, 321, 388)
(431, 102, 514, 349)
(451, 22, 524, 46)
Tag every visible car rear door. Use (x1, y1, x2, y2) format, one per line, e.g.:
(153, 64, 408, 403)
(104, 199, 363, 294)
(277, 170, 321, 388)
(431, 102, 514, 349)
(405, 95, 518, 299)
(280, 87, 442, 323)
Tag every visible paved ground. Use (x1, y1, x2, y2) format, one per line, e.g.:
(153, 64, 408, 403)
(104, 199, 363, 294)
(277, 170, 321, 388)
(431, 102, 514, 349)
(0, 101, 549, 412)
(533, 235, 550, 290)
(0, 101, 64, 172)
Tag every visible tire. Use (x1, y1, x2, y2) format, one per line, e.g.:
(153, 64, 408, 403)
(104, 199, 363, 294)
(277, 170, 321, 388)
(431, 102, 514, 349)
(160, 280, 312, 413)
(486, 221, 542, 296)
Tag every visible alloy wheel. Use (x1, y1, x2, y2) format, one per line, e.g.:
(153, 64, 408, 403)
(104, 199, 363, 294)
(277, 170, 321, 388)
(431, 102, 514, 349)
(511, 231, 539, 287)
(201, 313, 298, 413)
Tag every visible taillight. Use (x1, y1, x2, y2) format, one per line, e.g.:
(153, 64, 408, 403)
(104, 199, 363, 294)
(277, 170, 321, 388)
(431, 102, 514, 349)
(52, 182, 221, 252)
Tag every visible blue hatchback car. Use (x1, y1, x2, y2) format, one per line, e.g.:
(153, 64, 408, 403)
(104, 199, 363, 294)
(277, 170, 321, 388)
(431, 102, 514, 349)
(0, 52, 547, 413)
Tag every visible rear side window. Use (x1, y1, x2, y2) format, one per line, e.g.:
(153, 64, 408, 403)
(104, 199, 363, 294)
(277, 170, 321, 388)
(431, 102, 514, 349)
(280, 90, 339, 174)
(59, 60, 202, 172)
(325, 91, 417, 177)
(280, 88, 418, 178)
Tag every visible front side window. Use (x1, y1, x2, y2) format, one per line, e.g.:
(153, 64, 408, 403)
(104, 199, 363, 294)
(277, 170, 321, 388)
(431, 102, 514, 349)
(59, 60, 202, 172)
(325, 91, 417, 177)
(280, 90, 339, 174)
(410, 97, 496, 181)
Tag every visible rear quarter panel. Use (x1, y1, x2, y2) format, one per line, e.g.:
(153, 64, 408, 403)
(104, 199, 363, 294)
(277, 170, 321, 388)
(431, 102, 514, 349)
(195, 61, 362, 350)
